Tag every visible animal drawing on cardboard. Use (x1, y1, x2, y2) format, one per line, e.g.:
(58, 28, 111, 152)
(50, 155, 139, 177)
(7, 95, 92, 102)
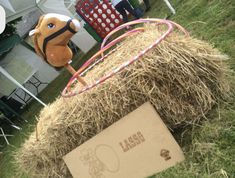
(29, 13, 87, 86)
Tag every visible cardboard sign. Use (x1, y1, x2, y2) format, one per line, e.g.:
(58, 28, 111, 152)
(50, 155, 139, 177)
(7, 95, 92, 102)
(63, 102, 185, 178)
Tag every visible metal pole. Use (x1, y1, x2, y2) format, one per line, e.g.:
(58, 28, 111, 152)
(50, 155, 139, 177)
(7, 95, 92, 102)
(163, 0, 176, 15)
(0, 127, 9, 145)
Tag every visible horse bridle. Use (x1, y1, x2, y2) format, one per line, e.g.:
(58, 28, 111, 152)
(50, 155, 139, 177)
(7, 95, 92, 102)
(42, 19, 77, 62)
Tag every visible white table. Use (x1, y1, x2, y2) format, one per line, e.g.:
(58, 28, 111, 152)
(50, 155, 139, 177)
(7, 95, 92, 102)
(7, 71, 48, 106)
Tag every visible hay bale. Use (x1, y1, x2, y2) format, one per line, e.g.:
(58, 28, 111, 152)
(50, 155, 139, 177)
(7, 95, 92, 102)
(15, 25, 230, 178)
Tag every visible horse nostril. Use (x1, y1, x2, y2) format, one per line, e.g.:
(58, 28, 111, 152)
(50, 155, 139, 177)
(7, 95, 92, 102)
(71, 19, 80, 32)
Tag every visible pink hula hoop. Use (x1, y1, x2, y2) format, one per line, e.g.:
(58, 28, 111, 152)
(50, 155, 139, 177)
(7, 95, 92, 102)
(62, 18, 188, 98)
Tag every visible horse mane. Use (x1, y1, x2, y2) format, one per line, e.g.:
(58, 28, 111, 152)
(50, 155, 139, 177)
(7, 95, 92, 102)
(33, 15, 46, 60)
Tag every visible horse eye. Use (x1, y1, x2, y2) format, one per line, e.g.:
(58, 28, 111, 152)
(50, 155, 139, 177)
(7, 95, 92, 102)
(47, 23, 55, 29)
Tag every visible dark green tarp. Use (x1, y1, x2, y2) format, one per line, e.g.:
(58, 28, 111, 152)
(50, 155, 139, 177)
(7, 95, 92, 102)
(0, 34, 22, 56)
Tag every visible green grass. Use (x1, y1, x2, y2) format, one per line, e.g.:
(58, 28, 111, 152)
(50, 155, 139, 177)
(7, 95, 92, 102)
(147, 0, 235, 177)
(1, 0, 235, 177)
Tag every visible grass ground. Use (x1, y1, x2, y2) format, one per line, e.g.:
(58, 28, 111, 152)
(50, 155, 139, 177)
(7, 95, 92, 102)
(0, 0, 235, 177)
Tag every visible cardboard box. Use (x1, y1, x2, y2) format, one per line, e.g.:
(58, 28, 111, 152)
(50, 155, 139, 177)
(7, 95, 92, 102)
(63, 102, 185, 178)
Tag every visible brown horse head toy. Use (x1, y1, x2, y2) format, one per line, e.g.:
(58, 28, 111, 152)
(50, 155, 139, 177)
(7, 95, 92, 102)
(29, 13, 87, 86)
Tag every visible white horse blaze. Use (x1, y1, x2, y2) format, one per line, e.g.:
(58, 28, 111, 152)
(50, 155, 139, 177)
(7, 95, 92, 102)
(44, 13, 71, 22)
(44, 13, 80, 32)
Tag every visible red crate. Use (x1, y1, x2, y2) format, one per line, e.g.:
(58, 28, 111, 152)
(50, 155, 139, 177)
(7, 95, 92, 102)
(76, 0, 123, 38)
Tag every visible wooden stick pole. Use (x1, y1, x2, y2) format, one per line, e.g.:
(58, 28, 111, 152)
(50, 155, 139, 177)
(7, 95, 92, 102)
(65, 64, 87, 86)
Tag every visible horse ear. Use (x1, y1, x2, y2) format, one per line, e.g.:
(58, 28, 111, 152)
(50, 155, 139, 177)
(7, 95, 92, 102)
(29, 15, 45, 36)
(29, 29, 40, 36)
(35, 15, 45, 29)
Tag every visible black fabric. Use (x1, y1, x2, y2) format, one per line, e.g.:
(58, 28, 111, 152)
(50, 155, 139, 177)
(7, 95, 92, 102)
(42, 19, 76, 62)
(115, 0, 140, 23)
(135, 7, 144, 17)
(0, 34, 22, 58)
